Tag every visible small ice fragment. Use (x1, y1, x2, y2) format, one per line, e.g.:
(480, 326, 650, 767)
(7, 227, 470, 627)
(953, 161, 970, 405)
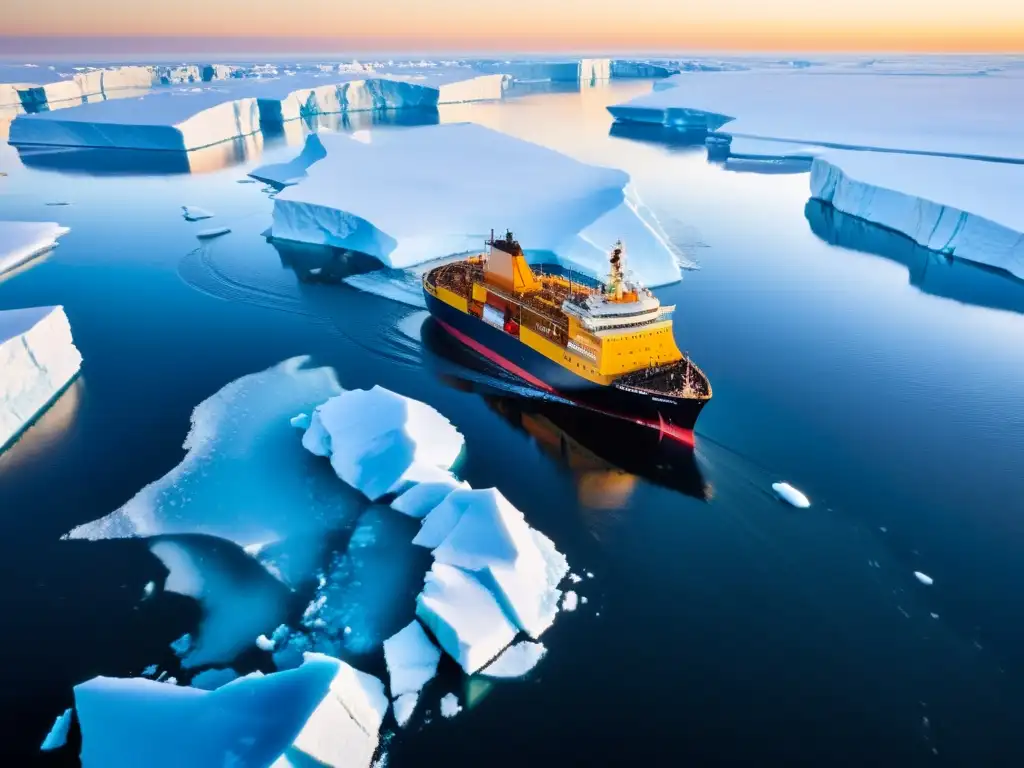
(930, 613, 940, 619)
(914, 572, 934, 586)
(772, 482, 810, 508)
(255, 634, 275, 651)
(581, 596, 589, 605)
(480, 641, 547, 679)
(170, 633, 192, 656)
(141, 581, 155, 600)
(309, 267, 323, 276)
(182, 206, 213, 221)
(196, 227, 231, 239)
(383, 621, 441, 698)
(880, 526, 888, 533)
(290, 412, 311, 430)
(562, 591, 579, 612)
(40, 708, 72, 751)
(393, 692, 418, 727)
(164, 677, 178, 685)
(439, 693, 462, 719)
(568, 573, 582, 584)
(586, 572, 594, 579)
(141, 664, 158, 677)
(344, 626, 352, 635)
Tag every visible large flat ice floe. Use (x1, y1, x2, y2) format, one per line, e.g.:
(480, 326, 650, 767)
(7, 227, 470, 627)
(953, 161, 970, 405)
(608, 71, 1024, 162)
(269, 123, 682, 286)
(8, 89, 261, 151)
(811, 151, 1024, 281)
(74, 652, 387, 767)
(1, 306, 82, 452)
(0, 221, 69, 276)
(300, 385, 464, 502)
(16, 66, 156, 110)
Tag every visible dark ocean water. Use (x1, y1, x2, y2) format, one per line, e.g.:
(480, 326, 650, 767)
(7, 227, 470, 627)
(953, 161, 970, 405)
(2, 80, 1024, 766)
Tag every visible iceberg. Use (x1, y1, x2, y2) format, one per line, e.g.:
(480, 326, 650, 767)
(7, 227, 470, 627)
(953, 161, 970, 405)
(300, 385, 464, 502)
(64, 357, 366, 582)
(611, 60, 679, 78)
(415, 561, 519, 674)
(480, 640, 547, 679)
(472, 59, 608, 83)
(0, 220, 70, 276)
(9, 89, 261, 152)
(608, 71, 1024, 162)
(383, 620, 441, 697)
(810, 152, 1024, 281)
(40, 708, 73, 751)
(0, 305, 82, 452)
(16, 66, 156, 110)
(74, 652, 387, 768)
(269, 124, 681, 286)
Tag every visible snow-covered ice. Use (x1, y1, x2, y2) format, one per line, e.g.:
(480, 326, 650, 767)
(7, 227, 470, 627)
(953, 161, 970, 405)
(256, 634, 275, 651)
(384, 620, 441, 697)
(473, 59, 608, 83)
(810, 152, 1024, 281)
(197, 227, 231, 239)
(9, 89, 261, 152)
(914, 571, 934, 586)
(439, 692, 462, 719)
(249, 131, 328, 187)
(562, 591, 579, 612)
(74, 652, 387, 768)
(40, 708, 72, 751)
(300, 385, 464, 502)
(393, 692, 419, 727)
(391, 469, 468, 519)
(0, 306, 82, 452)
(0, 221, 70, 276)
(416, 561, 519, 674)
(608, 71, 1024, 162)
(181, 206, 213, 221)
(772, 482, 811, 508)
(269, 124, 682, 286)
(17, 66, 156, 110)
(480, 641, 547, 679)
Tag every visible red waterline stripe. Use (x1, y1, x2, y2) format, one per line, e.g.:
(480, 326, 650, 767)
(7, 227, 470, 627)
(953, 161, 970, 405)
(435, 318, 695, 447)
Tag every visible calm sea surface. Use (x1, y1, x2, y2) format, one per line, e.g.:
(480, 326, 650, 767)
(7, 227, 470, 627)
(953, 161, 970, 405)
(2, 79, 1024, 766)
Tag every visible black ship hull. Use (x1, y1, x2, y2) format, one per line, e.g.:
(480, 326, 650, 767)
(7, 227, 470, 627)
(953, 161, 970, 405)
(424, 290, 707, 441)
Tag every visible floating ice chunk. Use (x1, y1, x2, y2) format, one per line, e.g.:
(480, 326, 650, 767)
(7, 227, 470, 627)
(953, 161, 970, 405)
(301, 385, 464, 501)
(586, 572, 594, 578)
(412, 488, 478, 549)
(289, 412, 311, 429)
(169, 633, 192, 657)
(256, 634, 275, 651)
(930, 612, 940, 619)
(141, 665, 158, 677)
(391, 468, 468, 519)
(0, 306, 82, 452)
(0, 221, 70, 276)
(480, 641, 547, 679)
(415, 561, 518, 674)
(65, 357, 362, 581)
(384, 620, 442, 698)
(393, 692, 418, 727)
(196, 227, 231, 239)
(249, 131, 329, 187)
(914, 571, 934, 586)
(74, 652, 386, 768)
(568, 573, 582, 584)
(181, 206, 213, 221)
(269, 124, 681, 286)
(141, 581, 155, 600)
(562, 591, 579, 612)
(439, 692, 462, 719)
(40, 708, 72, 751)
(772, 482, 811, 508)
(189, 668, 239, 691)
(810, 152, 1024, 281)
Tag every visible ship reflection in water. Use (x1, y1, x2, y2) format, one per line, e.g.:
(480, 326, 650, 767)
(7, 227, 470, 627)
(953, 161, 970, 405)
(420, 317, 710, 508)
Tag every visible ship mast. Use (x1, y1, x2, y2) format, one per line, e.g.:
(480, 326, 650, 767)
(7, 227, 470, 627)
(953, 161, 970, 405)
(607, 240, 626, 300)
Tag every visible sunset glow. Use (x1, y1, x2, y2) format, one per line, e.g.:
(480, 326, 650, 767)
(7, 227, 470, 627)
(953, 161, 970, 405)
(3, 0, 1023, 54)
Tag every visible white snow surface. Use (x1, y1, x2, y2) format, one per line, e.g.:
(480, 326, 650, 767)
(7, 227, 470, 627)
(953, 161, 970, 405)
(300, 385, 464, 502)
(74, 652, 387, 768)
(393, 692, 419, 727)
(772, 482, 811, 508)
(391, 469, 468, 519)
(8, 89, 261, 151)
(0, 221, 70, 276)
(383, 620, 442, 697)
(609, 71, 1024, 162)
(810, 152, 1024, 281)
(269, 124, 681, 286)
(439, 693, 462, 718)
(0, 306, 82, 452)
(480, 641, 547, 679)
(40, 708, 73, 751)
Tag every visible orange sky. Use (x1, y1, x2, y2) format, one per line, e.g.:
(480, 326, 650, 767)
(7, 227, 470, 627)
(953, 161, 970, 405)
(4, 0, 1023, 52)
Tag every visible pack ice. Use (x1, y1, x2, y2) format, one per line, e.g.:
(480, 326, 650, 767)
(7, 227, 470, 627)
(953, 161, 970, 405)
(414, 488, 570, 673)
(74, 653, 387, 768)
(0, 221, 69, 276)
(8, 89, 261, 151)
(269, 123, 682, 286)
(472, 58, 610, 83)
(300, 385, 464, 501)
(0, 306, 82, 452)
